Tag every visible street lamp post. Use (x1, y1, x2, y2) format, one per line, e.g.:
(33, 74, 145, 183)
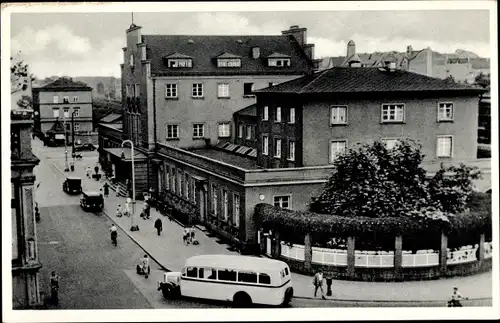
(121, 140, 139, 231)
(71, 111, 76, 158)
(63, 115, 69, 172)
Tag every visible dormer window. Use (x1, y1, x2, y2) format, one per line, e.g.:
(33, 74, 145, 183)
(268, 58, 291, 67)
(164, 52, 193, 68)
(168, 59, 192, 68)
(216, 52, 242, 68)
(218, 59, 241, 67)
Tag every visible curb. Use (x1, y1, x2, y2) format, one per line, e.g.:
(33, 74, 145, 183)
(292, 295, 492, 303)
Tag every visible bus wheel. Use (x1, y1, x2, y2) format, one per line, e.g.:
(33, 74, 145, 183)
(233, 292, 252, 308)
(282, 287, 293, 306)
(161, 286, 171, 299)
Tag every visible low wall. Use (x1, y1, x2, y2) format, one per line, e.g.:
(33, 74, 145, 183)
(265, 236, 492, 282)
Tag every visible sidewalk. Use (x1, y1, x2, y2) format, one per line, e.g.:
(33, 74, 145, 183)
(49, 152, 493, 302)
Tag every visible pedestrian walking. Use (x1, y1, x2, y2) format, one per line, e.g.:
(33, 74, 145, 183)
(103, 182, 110, 197)
(94, 164, 99, 175)
(35, 202, 41, 223)
(50, 271, 60, 306)
(189, 226, 196, 244)
(183, 227, 190, 245)
(313, 269, 326, 299)
(154, 218, 163, 236)
(86, 166, 91, 178)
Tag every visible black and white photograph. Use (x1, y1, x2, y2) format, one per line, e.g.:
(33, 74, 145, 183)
(2, 1, 498, 322)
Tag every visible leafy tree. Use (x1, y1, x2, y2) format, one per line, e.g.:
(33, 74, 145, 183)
(11, 52, 30, 94)
(311, 140, 480, 219)
(444, 74, 456, 83)
(474, 72, 490, 89)
(16, 95, 33, 109)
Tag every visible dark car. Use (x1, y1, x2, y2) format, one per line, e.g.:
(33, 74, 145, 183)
(63, 177, 82, 194)
(74, 143, 96, 152)
(80, 191, 104, 212)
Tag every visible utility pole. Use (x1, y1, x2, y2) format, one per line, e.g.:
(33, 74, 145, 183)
(71, 111, 76, 158)
(63, 115, 69, 172)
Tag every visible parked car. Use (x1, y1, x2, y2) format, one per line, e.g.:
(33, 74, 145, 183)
(62, 177, 82, 194)
(80, 191, 104, 212)
(74, 143, 96, 152)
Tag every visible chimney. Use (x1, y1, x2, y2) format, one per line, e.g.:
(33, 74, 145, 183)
(346, 40, 356, 58)
(282, 25, 307, 46)
(406, 45, 413, 57)
(252, 47, 260, 59)
(303, 44, 315, 60)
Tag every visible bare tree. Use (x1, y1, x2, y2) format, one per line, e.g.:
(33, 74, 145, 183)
(11, 51, 30, 94)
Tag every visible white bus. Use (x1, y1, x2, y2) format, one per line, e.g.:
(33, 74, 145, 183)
(157, 254, 293, 307)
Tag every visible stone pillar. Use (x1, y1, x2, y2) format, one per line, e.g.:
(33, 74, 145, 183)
(347, 236, 356, 279)
(272, 232, 281, 258)
(478, 233, 485, 263)
(394, 235, 403, 281)
(259, 231, 265, 254)
(304, 233, 312, 272)
(439, 231, 448, 276)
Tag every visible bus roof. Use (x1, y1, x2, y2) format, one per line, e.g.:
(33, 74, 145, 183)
(185, 254, 288, 272)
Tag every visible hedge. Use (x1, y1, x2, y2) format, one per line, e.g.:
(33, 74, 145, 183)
(257, 192, 491, 249)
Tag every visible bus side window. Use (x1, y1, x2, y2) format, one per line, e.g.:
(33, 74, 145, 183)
(186, 267, 197, 278)
(258, 273, 271, 285)
(238, 271, 258, 283)
(207, 268, 217, 280)
(218, 269, 237, 281)
(198, 268, 204, 279)
(284, 267, 290, 276)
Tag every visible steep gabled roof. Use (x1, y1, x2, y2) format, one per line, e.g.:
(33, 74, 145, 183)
(267, 52, 291, 58)
(254, 67, 486, 94)
(38, 77, 91, 90)
(46, 118, 66, 134)
(164, 52, 192, 59)
(142, 34, 314, 76)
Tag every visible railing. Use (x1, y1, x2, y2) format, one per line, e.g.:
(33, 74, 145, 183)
(355, 251, 395, 268)
(312, 247, 348, 266)
(447, 245, 478, 265)
(402, 250, 440, 267)
(280, 242, 305, 261)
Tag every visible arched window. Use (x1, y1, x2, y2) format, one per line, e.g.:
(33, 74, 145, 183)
(130, 54, 135, 67)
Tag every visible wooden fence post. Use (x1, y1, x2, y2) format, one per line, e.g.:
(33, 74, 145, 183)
(394, 235, 403, 281)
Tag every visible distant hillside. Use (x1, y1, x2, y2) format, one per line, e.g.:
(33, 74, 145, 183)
(454, 49, 480, 59)
(73, 76, 121, 100)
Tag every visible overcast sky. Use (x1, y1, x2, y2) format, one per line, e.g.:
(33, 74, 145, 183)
(10, 8, 491, 78)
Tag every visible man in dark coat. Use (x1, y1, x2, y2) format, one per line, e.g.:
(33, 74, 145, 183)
(154, 218, 163, 236)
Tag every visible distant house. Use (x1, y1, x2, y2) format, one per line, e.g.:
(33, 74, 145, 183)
(318, 41, 490, 83)
(32, 77, 93, 142)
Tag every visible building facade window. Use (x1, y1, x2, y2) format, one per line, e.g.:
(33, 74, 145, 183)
(331, 106, 347, 124)
(217, 83, 230, 98)
(289, 107, 295, 124)
(330, 140, 347, 163)
(382, 138, 399, 150)
(126, 84, 132, 98)
(165, 84, 178, 98)
(166, 124, 179, 139)
(268, 58, 291, 67)
(274, 138, 282, 158)
(438, 102, 454, 121)
(288, 140, 295, 161)
(134, 84, 140, 97)
(263, 106, 269, 120)
(192, 83, 204, 98)
(243, 83, 254, 96)
(222, 190, 228, 221)
(130, 54, 135, 67)
(233, 194, 240, 227)
(246, 125, 252, 140)
(437, 136, 453, 157)
(193, 124, 204, 138)
(63, 96, 70, 103)
(381, 104, 405, 122)
(212, 185, 218, 216)
(73, 108, 80, 117)
(165, 168, 170, 191)
(63, 108, 69, 118)
(275, 107, 281, 122)
(238, 124, 243, 138)
(218, 122, 230, 137)
(74, 123, 80, 132)
(185, 174, 190, 200)
(178, 170, 183, 196)
(53, 108, 60, 118)
(72, 96, 79, 103)
(172, 168, 177, 194)
(53, 96, 59, 104)
(262, 135, 269, 155)
(273, 195, 291, 209)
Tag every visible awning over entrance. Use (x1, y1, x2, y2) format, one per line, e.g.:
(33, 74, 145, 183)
(191, 175, 207, 182)
(151, 158, 163, 165)
(104, 148, 147, 161)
